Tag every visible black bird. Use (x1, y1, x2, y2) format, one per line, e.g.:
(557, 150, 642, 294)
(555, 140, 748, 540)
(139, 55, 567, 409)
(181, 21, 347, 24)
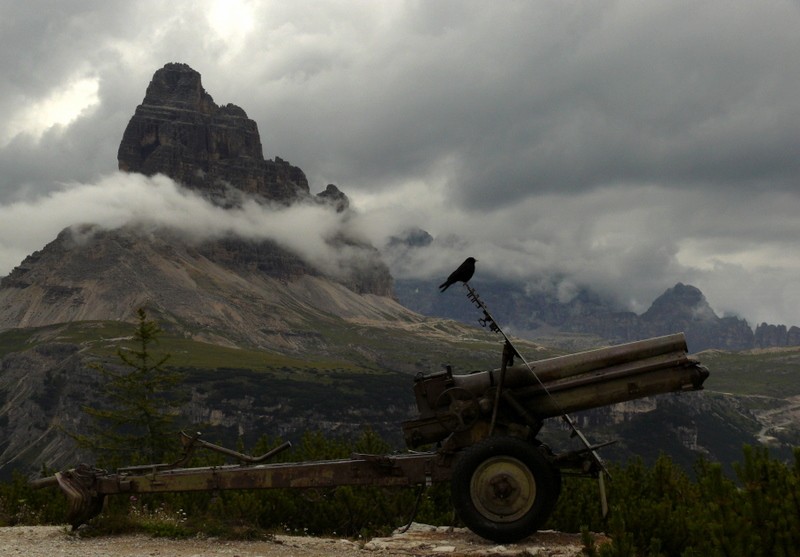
(439, 257, 477, 292)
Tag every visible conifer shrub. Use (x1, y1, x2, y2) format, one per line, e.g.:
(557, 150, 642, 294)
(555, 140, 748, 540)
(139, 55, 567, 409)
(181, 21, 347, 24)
(548, 446, 800, 556)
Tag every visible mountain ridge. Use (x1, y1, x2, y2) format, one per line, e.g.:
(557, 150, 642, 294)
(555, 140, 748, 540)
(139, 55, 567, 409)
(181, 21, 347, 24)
(0, 224, 405, 351)
(394, 278, 799, 353)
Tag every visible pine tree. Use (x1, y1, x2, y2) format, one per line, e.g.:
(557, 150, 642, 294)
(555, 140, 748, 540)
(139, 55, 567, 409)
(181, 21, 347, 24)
(75, 308, 185, 468)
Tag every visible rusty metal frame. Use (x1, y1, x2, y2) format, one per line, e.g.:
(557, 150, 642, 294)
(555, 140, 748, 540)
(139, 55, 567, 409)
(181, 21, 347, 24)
(33, 450, 454, 528)
(104, 451, 451, 495)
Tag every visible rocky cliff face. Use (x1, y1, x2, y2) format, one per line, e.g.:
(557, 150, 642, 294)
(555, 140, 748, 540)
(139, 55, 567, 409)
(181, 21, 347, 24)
(118, 62, 309, 205)
(0, 224, 399, 347)
(0, 342, 95, 480)
(114, 63, 394, 298)
(0, 333, 417, 481)
(754, 322, 800, 347)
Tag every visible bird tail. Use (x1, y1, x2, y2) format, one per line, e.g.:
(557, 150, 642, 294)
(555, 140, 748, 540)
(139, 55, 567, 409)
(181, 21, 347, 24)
(439, 282, 450, 292)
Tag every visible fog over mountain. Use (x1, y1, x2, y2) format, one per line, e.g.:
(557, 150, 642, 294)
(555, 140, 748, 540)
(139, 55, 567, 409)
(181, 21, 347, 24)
(0, 172, 379, 284)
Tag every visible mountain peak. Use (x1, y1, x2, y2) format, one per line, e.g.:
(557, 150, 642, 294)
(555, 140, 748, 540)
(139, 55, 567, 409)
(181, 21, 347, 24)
(143, 63, 214, 113)
(117, 62, 309, 204)
(0, 63, 396, 337)
(644, 283, 714, 320)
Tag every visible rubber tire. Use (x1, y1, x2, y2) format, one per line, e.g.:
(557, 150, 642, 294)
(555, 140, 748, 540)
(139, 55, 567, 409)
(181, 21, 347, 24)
(451, 436, 561, 543)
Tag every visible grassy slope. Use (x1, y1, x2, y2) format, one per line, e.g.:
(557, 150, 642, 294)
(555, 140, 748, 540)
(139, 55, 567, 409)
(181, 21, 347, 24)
(696, 347, 800, 398)
(5, 321, 797, 472)
(0, 319, 535, 450)
(6, 321, 798, 402)
(0, 318, 517, 372)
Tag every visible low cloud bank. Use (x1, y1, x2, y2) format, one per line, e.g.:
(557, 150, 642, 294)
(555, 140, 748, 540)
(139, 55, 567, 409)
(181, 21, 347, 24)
(0, 172, 372, 283)
(351, 183, 800, 328)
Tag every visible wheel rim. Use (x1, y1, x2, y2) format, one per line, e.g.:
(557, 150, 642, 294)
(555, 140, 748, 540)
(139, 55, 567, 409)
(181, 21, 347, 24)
(469, 455, 536, 523)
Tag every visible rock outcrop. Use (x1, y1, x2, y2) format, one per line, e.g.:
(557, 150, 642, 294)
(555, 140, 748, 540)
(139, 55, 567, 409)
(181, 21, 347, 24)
(0, 342, 95, 480)
(118, 62, 309, 205)
(754, 323, 800, 348)
(316, 184, 350, 213)
(114, 63, 393, 296)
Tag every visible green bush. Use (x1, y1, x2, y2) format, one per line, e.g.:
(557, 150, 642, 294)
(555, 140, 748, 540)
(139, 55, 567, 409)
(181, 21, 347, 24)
(550, 446, 800, 556)
(0, 471, 67, 526)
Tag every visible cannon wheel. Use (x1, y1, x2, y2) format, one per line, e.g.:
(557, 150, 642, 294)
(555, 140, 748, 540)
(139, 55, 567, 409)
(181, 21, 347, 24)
(451, 436, 561, 543)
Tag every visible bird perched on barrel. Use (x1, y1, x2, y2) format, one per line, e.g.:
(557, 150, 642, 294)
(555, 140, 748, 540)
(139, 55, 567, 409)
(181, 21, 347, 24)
(439, 257, 477, 292)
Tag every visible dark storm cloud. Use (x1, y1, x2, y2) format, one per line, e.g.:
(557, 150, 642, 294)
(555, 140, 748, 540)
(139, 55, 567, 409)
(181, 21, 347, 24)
(227, 1, 800, 211)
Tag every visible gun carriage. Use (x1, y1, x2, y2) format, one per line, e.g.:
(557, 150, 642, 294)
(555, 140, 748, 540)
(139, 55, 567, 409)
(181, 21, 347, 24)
(33, 286, 708, 543)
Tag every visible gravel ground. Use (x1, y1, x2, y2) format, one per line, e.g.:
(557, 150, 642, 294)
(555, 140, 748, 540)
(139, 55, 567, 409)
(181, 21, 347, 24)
(0, 524, 601, 556)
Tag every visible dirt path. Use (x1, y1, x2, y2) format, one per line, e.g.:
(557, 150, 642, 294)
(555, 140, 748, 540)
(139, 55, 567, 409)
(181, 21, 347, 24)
(1, 523, 601, 556)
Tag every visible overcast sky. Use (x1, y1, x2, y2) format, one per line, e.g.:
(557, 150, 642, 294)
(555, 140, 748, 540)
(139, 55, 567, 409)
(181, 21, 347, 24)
(1, 0, 799, 327)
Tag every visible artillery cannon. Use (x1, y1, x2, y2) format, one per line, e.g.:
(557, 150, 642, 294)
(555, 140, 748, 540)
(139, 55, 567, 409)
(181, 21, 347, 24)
(32, 286, 708, 543)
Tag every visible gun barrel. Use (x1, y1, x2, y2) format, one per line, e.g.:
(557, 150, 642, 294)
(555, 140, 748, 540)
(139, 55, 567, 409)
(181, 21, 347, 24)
(453, 333, 691, 394)
(509, 355, 707, 418)
(403, 333, 708, 448)
(457, 333, 706, 418)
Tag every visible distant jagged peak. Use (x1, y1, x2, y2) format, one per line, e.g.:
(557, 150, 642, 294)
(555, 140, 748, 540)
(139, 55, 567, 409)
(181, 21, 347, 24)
(643, 283, 713, 319)
(315, 184, 350, 213)
(387, 227, 434, 249)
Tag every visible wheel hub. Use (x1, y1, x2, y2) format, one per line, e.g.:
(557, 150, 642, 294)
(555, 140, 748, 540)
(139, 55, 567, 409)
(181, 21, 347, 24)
(490, 474, 514, 498)
(470, 456, 536, 522)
